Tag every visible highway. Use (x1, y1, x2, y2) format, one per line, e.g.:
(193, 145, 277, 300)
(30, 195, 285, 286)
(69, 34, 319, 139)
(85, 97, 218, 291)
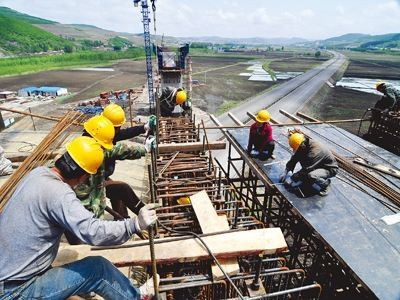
(206, 51, 348, 140)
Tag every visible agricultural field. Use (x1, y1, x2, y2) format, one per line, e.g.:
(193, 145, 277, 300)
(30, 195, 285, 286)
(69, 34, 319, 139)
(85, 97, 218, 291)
(341, 50, 400, 80)
(0, 59, 147, 103)
(191, 50, 329, 115)
(302, 51, 400, 135)
(191, 56, 275, 114)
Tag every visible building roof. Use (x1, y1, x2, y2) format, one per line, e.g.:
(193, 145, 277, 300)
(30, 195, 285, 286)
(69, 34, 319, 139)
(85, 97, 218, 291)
(18, 86, 38, 92)
(38, 87, 65, 92)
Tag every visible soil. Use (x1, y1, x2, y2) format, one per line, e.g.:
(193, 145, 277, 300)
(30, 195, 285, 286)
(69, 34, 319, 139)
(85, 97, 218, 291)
(0, 59, 147, 102)
(191, 56, 274, 114)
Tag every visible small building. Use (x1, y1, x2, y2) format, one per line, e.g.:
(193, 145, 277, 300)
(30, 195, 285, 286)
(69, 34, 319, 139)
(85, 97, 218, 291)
(18, 87, 37, 97)
(37, 87, 68, 97)
(0, 91, 17, 101)
(17, 86, 68, 97)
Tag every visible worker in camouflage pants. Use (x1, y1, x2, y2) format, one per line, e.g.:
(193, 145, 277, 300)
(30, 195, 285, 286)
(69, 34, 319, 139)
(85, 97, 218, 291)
(67, 105, 156, 244)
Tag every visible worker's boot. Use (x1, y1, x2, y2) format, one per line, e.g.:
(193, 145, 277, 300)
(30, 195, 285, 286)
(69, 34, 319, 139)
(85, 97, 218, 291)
(318, 179, 331, 197)
(139, 274, 160, 300)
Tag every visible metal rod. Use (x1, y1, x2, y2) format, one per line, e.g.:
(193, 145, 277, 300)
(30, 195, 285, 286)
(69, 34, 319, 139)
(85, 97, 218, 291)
(148, 226, 159, 299)
(91, 228, 243, 250)
(28, 108, 37, 131)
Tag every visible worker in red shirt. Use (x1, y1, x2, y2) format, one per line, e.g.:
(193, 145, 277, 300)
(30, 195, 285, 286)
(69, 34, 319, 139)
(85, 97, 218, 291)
(247, 110, 275, 160)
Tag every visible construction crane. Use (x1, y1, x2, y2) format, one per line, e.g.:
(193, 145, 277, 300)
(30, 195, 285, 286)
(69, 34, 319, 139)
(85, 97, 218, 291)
(133, 0, 156, 113)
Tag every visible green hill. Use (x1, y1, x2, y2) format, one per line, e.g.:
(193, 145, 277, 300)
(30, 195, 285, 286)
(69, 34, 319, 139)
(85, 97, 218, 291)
(0, 15, 74, 54)
(312, 33, 400, 50)
(0, 6, 56, 24)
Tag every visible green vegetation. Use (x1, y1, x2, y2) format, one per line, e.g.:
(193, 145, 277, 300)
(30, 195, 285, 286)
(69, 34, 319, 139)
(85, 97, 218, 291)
(315, 50, 321, 58)
(261, 60, 277, 81)
(0, 48, 145, 76)
(0, 15, 74, 54)
(216, 100, 240, 115)
(0, 6, 56, 24)
(108, 36, 133, 51)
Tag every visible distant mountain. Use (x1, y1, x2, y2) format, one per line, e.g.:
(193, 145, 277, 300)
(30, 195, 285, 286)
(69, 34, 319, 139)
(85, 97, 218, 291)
(177, 36, 308, 46)
(309, 33, 400, 49)
(0, 6, 56, 24)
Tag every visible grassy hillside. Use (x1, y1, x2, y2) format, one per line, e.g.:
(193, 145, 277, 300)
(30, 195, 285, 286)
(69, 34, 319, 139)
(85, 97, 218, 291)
(0, 15, 74, 54)
(0, 48, 145, 76)
(313, 33, 400, 50)
(0, 6, 56, 24)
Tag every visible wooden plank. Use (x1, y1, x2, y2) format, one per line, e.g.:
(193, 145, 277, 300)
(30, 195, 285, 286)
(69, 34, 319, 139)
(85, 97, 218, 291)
(190, 190, 240, 279)
(158, 141, 226, 154)
(54, 228, 287, 268)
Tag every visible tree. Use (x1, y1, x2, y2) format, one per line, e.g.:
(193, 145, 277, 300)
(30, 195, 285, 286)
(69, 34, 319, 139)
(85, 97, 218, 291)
(315, 50, 321, 58)
(64, 45, 74, 53)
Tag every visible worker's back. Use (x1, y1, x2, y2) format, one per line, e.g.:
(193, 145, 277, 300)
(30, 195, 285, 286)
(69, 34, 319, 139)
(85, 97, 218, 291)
(0, 167, 69, 282)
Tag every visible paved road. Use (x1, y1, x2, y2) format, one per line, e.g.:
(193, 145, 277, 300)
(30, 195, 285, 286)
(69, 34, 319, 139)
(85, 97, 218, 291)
(206, 51, 347, 140)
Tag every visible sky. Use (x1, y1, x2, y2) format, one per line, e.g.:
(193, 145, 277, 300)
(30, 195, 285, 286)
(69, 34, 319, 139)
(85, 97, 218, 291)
(0, 0, 399, 40)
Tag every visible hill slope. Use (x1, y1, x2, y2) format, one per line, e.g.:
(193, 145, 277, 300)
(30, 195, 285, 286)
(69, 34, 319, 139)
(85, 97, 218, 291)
(0, 15, 73, 54)
(311, 33, 400, 49)
(0, 6, 56, 24)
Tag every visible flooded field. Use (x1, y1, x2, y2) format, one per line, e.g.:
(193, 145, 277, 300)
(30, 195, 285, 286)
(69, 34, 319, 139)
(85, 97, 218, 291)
(337, 77, 400, 95)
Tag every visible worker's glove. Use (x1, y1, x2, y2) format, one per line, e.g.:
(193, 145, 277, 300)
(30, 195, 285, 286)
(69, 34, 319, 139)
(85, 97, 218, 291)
(135, 204, 158, 231)
(145, 136, 156, 153)
(279, 170, 289, 183)
(144, 115, 157, 133)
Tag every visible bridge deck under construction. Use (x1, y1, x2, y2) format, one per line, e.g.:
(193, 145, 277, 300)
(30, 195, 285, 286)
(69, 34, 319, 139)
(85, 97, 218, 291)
(224, 123, 400, 299)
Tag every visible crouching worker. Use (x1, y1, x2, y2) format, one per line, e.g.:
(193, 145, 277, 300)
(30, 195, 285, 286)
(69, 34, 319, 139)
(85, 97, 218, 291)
(159, 86, 190, 117)
(247, 109, 275, 161)
(280, 131, 338, 196)
(0, 136, 158, 300)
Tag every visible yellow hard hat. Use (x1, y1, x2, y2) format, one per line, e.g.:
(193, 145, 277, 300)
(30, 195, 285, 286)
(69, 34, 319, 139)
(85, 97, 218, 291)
(102, 103, 126, 127)
(375, 81, 385, 90)
(66, 136, 104, 174)
(175, 90, 187, 105)
(83, 115, 115, 150)
(255, 110, 271, 123)
(288, 133, 305, 152)
(177, 197, 191, 205)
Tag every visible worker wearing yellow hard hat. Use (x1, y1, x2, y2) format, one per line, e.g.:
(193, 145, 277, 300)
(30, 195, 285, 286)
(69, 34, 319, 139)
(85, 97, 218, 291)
(102, 103, 126, 127)
(247, 109, 275, 161)
(83, 115, 115, 150)
(67, 104, 155, 245)
(0, 134, 159, 299)
(158, 87, 191, 117)
(66, 136, 105, 174)
(279, 130, 338, 196)
(372, 81, 400, 120)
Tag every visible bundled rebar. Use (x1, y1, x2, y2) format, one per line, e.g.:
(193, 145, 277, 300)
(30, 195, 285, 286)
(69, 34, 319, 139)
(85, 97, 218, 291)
(334, 153, 400, 208)
(0, 111, 83, 213)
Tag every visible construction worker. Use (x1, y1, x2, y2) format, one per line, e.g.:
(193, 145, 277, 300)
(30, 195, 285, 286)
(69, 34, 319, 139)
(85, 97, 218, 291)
(0, 136, 158, 300)
(159, 87, 191, 117)
(247, 110, 275, 161)
(72, 106, 156, 229)
(373, 81, 400, 118)
(280, 132, 338, 196)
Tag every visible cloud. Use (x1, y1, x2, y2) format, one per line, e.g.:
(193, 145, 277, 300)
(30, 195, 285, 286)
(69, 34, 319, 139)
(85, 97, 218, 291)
(299, 9, 315, 18)
(0, 0, 399, 40)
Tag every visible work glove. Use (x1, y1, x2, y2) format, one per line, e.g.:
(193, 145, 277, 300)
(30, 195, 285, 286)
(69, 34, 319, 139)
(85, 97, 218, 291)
(135, 204, 158, 231)
(145, 136, 156, 153)
(279, 170, 289, 183)
(144, 115, 157, 133)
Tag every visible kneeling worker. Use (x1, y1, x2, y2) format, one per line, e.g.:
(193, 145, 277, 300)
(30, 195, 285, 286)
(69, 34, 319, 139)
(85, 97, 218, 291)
(247, 109, 275, 160)
(159, 86, 190, 117)
(280, 132, 338, 196)
(0, 136, 158, 300)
